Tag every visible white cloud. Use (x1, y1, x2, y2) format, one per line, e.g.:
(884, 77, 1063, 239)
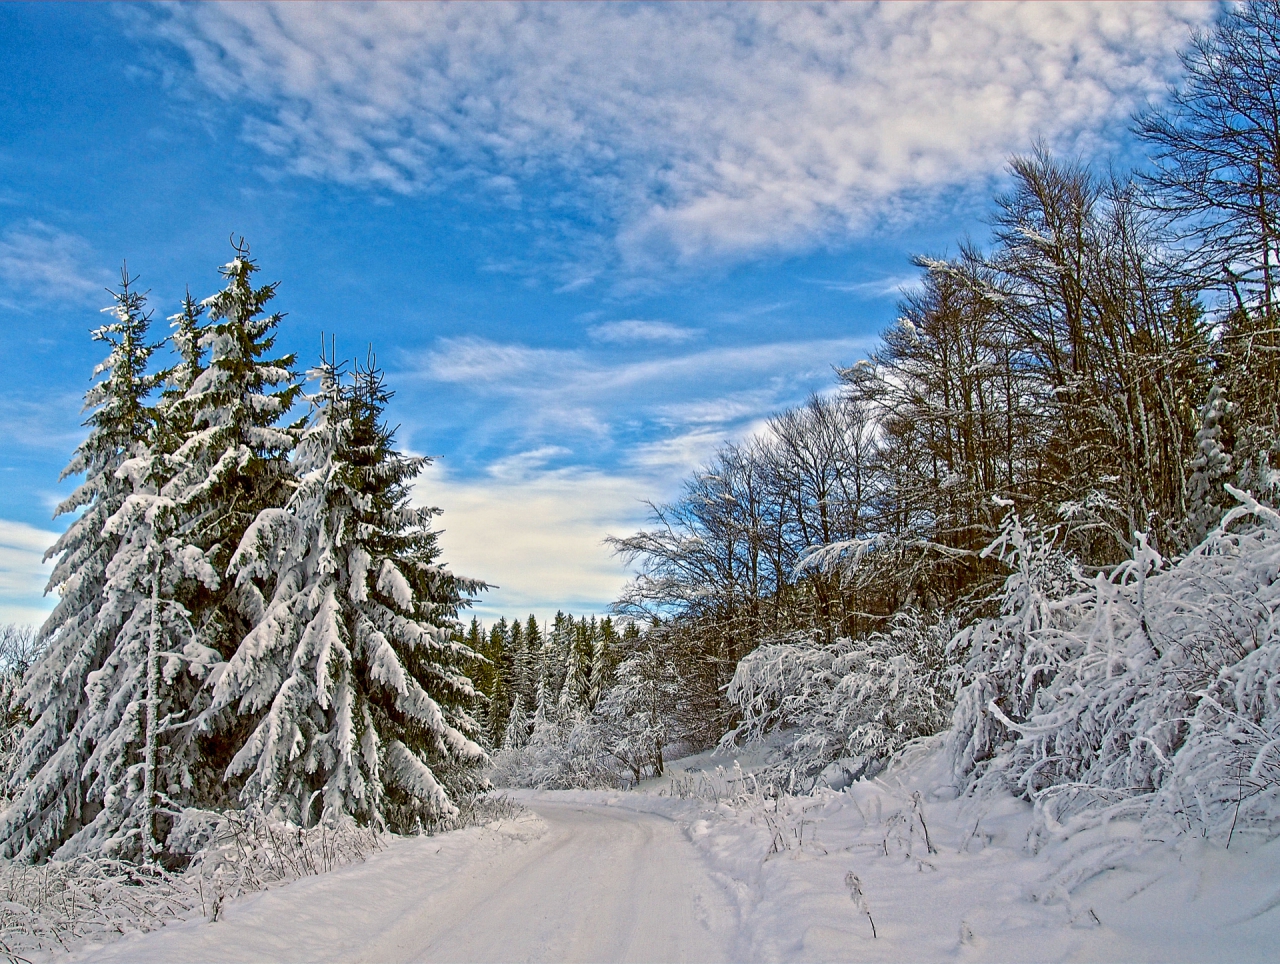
(0, 519, 57, 627)
(0, 221, 108, 307)
(588, 320, 701, 345)
(400, 331, 878, 616)
(626, 427, 742, 477)
(412, 334, 871, 446)
(815, 273, 925, 299)
(149, 1, 1212, 270)
(415, 460, 650, 621)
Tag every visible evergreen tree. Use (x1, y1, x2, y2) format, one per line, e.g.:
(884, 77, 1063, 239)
(502, 695, 529, 750)
(589, 617, 622, 710)
(168, 290, 206, 399)
(598, 626, 680, 782)
(1184, 385, 1237, 544)
(1, 271, 165, 860)
(206, 353, 485, 830)
(156, 243, 302, 802)
(68, 446, 218, 859)
(162, 241, 301, 668)
(523, 616, 543, 702)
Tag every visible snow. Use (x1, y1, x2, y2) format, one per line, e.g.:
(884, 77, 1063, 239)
(673, 746, 1280, 963)
(61, 800, 739, 964)
(48, 744, 1280, 963)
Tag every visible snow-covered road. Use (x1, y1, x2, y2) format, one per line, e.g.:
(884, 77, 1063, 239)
(68, 797, 740, 964)
(55, 756, 1280, 964)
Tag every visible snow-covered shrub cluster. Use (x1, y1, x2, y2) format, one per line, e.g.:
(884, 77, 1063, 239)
(722, 611, 957, 790)
(949, 491, 1280, 842)
(174, 807, 384, 915)
(1, 854, 195, 959)
(489, 714, 620, 790)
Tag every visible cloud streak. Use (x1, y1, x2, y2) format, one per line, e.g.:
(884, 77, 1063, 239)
(0, 221, 109, 307)
(148, 2, 1211, 273)
(588, 320, 700, 345)
(412, 333, 870, 458)
(0, 519, 56, 627)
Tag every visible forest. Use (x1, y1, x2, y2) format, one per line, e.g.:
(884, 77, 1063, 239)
(3, 0, 1280, 872)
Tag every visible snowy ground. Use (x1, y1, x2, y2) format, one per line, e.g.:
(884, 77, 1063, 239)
(55, 745, 1280, 963)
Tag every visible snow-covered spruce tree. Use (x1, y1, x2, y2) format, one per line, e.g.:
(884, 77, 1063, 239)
(159, 288, 207, 437)
(161, 241, 301, 665)
(0, 271, 166, 861)
(61, 446, 217, 860)
(157, 244, 302, 800)
(206, 354, 485, 831)
(1183, 385, 1236, 546)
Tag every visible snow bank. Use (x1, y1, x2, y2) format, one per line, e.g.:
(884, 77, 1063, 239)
(6, 798, 519, 962)
(669, 743, 1280, 962)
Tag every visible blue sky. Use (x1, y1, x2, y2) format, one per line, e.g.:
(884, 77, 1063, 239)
(0, 1, 1213, 625)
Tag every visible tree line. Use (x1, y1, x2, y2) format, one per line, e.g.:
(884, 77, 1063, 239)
(609, 1, 1280, 764)
(458, 612, 628, 749)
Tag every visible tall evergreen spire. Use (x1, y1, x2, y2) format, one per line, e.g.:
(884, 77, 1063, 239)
(1, 269, 165, 860)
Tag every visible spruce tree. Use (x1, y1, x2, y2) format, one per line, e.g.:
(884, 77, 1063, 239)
(589, 617, 622, 709)
(158, 289, 207, 440)
(559, 620, 589, 715)
(69, 445, 217, 859)
(1, 271, 164, 860)
(162, 241, 301, 666)
(154, 244, 302, 801)
(206, 353, 485, 829)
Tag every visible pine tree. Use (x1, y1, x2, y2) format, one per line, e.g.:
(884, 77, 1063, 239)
(69, 445, 218, 859)
(206, 353, 485, 830)
(162, 241, 301, 667)
(1, 270, 165, 860)
(598, 626, 680, 782)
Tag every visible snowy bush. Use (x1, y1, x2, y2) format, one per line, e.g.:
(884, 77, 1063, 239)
(0, 854, 196, 960)
(949, 490, 1280, 842)
(945, 509, 1091, 784)
(0, 807, 384, 959)
(723, 610, 957, 789)
(488, 714, 623, 790)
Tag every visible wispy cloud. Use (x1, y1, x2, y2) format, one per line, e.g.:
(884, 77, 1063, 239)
(813, 273, 925, 299)
(588, 320, 700, 345)
(0, 221, 109, 307)
(403, 332, 872, 503)
(415, 335, 868, 445)
(0, 519, 57, 627)
(146, 2, 1211, 273)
